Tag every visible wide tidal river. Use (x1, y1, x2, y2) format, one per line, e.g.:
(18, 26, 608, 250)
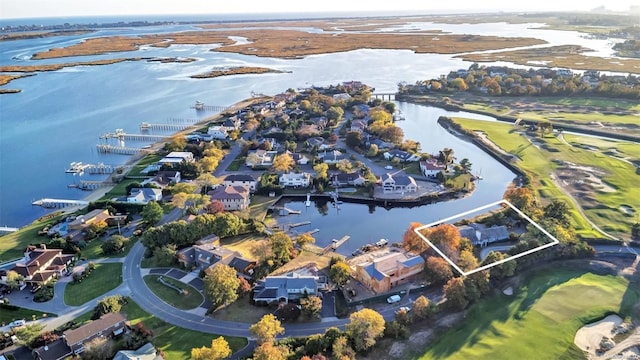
(0, 17, 622, 229)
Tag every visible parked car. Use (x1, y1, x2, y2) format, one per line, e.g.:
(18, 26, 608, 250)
(386, 294, 401, 304)
(384, 165, 393, 170)
(9, 319, 26, 328)
(395, 306, 411, 314)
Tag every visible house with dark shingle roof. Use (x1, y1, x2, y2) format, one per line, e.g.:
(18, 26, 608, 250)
(33, 312, 127, 360)
(253, 273, 319, 304)
(223, 174, 258, 192)
(380, 173, 417, 193)
(331, 171, 367, 187)
(457, 224, 510, 247)
(353, 250, 424, 294)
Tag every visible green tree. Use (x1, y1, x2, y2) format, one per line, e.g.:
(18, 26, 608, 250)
(481, 251, 516, 281)
(270, 232, 294, 266)
(345, 131, 363, 149)
(345, 308, 385, 352)
(191, 336, 231, 360)
(444, 277, 468, 310)
(141, 201, 163, 225)
(367, 143, 379, 157)
(101, 235, 129, 255)
(300, 295, 323, 318)
(213, 212, 241, 238)
(13, 323, 45, 347)
(171, 182, 197, 195)
(93, 295, 126, 319)
(329, 261, 351, 287)
(204, 264, 240, 308)
(249, 314, 285, 345)
(542, 200, 570, 227)
(335, 159, 353, 173)
(152, 244, 177, 267)
(458, 249, 479, 272)
(459, 158, 472, 174)
(197, 173, 222, 193)
(326, 106, 344, 122)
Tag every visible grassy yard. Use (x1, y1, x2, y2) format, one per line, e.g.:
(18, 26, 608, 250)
(64, 263, 123, 306)
(101, 179, 140, 200)
(221, 233, 268, 259)
(0, 306, 56, 326)
(248, 195, 280, 221)
(451, 117, 639, 239)
(226, 156, 245, 171)
(271, 246, 336, 275)
(118, 298, 246, 360)
(82, 238, 139, 260)
(143, 275, 204, 310)
(0, 213, 64, 262)
(211, 296, 271, 323)
(418, 268, 638, 360)
(127, 154, 162, 177)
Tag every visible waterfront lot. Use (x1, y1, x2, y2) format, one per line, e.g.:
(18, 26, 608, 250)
(451, 117, 639, 240)
(64, 263, 123, 306)
(0, 214, 64, 262)
(418, 268, 637, 360)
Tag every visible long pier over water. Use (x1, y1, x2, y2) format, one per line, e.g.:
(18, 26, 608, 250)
(32, 198, 90, 208)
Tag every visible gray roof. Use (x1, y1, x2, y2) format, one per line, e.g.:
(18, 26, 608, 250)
(391, 174, 416, 186)
(224, 174, 255, 182)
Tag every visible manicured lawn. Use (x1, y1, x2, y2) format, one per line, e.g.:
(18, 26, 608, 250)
(0, 214, 64, 262)
(418, 268, 638, 360)
(271, 246, 335, 275)
(452, 117, 639, 239)
(120, 299, 247, 360)
(101, 179, 140, 200)
(127, 154, 162, 177)
(211, 296, 271, 323)
(82, 238, 139, 260)
(64, 263, 123, 306)
(143, 275, 204, 310)
(248, 195, 280, 221)
(226, 156, 245, 171)
(221, 233, 268, 259)
(0, 306, 56, 326)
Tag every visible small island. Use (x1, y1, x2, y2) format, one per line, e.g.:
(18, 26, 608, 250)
(190, 66, 291, 79)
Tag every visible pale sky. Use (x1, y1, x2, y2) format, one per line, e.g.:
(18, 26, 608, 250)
(0, 0, 637, 20)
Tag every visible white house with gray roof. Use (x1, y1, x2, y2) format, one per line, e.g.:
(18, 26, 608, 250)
(253, 273, 319, 304)
(380, 173, 417, 193)
(457, 224, 510, 247)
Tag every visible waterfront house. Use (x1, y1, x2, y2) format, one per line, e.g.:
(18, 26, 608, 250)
(221, 116, 242, 132)
(141, 170, 181, 189)
(369, 138, 395, 150)
(223, 174, 258, 192)
(207, 185, 250, 210)
(177, 235, 256, 277)
(384, 149, 420, 162)
(127, 188, 163, 204)
(333, 93, 351, 102)
(331, 171, 367, 187)
(33, 312, 127, 360)
(352, 250, 425, 294)
(158, 151, 194, 165)
(207, 126, 229, 140)
(2, 244, 74, 287)
(253, 273, 319, 304)
(420, 159, 446, 177)
(457, 224, 510, 247)
(380, 173, 417, 193)
(279, 172, 312, 188)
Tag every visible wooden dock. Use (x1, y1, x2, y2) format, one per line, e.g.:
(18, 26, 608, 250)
(0, 226, 19, 234)
(323, 235, 350, 254)
(289, 221, 311, 228)
(96, 144, 150, 155)
(140, 122, 197, 131)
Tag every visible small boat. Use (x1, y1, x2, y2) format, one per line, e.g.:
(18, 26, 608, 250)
(305, 193, 311, 207)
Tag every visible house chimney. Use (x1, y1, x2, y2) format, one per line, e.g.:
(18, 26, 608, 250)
(40, 244, 47, 250)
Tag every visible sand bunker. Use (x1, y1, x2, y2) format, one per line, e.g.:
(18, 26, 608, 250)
(574, 314, 623, 354)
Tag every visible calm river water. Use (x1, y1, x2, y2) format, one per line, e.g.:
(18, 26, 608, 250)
(0, 16, 623, 228)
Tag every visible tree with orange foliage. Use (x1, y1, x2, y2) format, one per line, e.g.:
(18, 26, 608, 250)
(424, 256, 454, 285)
(402, 222, 429, 255)
(503, 186, 534, 212)
(428, 224, 461, 258)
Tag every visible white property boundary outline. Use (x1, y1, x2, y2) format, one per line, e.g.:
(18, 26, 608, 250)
(414, 199, 559, 277)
